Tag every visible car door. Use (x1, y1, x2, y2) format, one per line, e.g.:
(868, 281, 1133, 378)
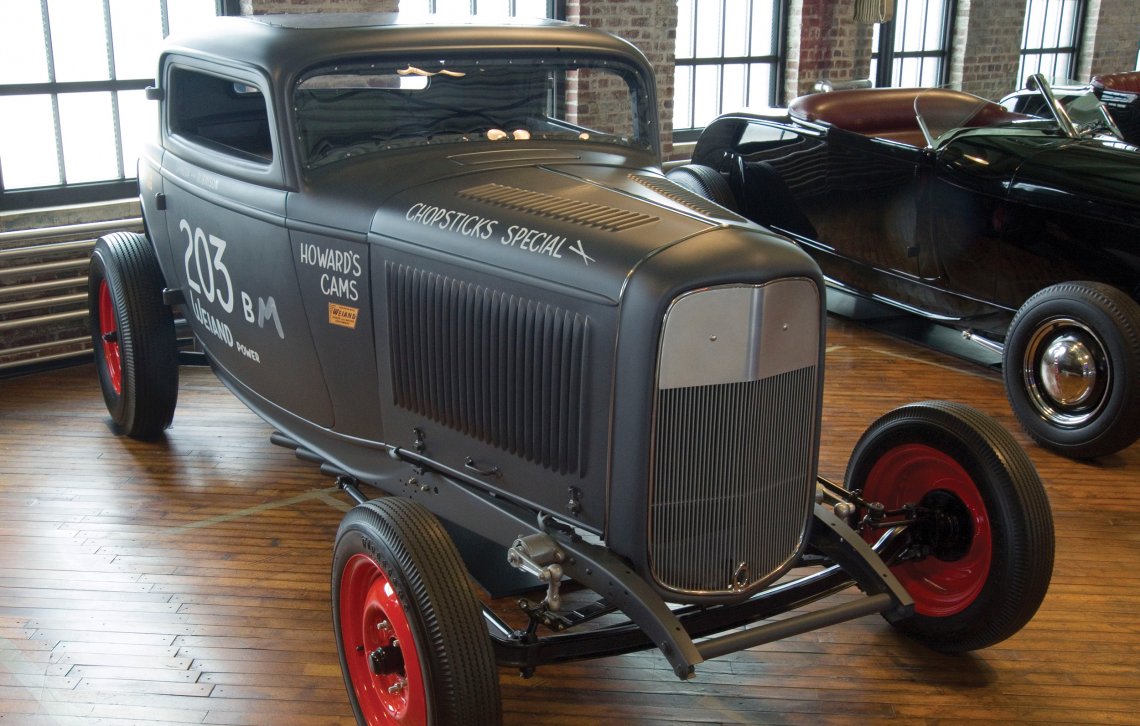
(808, 129, 924, 282)
(157, 58, 333, 427)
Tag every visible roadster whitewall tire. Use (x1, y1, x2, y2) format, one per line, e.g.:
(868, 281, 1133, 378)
(1003, 281, 1140, 459)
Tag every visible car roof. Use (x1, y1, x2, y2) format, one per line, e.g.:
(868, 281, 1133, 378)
(161, 13, 651, 81)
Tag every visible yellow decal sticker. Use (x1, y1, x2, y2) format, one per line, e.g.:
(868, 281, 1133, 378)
(328, 303, 359, 330)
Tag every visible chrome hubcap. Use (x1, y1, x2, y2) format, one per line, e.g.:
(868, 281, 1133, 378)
(1039, 334, 1097, 406)
(1023, 317, 1109, 427)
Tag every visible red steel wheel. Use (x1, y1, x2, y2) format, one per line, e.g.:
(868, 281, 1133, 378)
(845, 401, 1054, 653)
(332, 498, 501, 726)
(87, 232, 178, 439)
(339, 553, 428, 724)
(97, 278, 123, 396)
(859, 443, 992, 617)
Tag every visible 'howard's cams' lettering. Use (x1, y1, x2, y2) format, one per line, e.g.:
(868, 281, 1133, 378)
(299, 242, 362, 302)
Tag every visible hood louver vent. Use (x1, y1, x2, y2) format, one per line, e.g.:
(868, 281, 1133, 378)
(628, 172, 746, 221)
(458, 182, 657, 232)
(387, 262, 589, 475)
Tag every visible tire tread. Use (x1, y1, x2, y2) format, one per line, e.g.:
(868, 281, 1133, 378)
(88, 232, 178, 438)
(846, 400, 1054, 653)
(1004, 281, 1140, 458)
(334, 498, 502, 725)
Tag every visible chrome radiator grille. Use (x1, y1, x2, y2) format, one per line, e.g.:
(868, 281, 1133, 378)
(649, 280, 820, 596)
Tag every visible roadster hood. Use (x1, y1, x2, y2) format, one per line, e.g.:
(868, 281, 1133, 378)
(1009, 139, 1140, 224)
(372, 162, 735, 302)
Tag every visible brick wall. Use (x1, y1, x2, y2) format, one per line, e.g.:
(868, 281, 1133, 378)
(785, 0, 874, 100)
(567, 0, 678, 156)
(243, 0, 677, 154)
(235, 0, 1140, 149)
(1079, 0, 1140, 79)
(951, 0, 1026, 100)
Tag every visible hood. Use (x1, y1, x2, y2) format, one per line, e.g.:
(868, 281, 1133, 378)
(1009, 137, 1140, 225)
(369, 161, 745, 302)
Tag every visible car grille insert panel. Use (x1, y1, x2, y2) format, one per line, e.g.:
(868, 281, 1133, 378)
(387, 263, 588, 475)
(650, 280, 820, 596)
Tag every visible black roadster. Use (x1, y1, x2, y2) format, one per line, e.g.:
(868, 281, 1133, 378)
(88, 14, 1054, 724)
(676, 76, 1140, 459)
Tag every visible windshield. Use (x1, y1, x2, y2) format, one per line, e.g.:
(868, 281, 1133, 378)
(914, 74, 1122, 148)
(913, 90, 994, 146)
(294, 55, 654, 168)
(1063, 86, 1124, 138)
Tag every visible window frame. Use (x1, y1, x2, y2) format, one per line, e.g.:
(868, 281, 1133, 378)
(399, 0, 564, 17)
(161, 58, 285, 190)
(871, 0, 957, 89)
(1017, 0, 1086, 88)
(672, 0, 789, 142)
(0, 0, 238, 212)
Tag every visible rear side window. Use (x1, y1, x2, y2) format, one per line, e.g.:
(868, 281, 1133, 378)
(168, 67, 273, 163)
(738, 121, 799, 150)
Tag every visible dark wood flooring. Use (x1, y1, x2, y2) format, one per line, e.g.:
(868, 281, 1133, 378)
(1, 314, 1138, 725)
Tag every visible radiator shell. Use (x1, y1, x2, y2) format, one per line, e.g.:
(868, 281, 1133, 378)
(650, 279, 820, 596)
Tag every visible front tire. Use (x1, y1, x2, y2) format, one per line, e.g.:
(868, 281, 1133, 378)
(332, 498, 501, 725)
(87, 232, 178, 439)
(1003, 281, 1140, 459)
(845, 401, 1054, 653)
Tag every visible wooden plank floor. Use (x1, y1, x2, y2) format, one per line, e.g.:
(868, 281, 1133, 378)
(1, 314, 1138, 725)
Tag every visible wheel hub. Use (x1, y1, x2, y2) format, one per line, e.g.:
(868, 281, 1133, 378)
(339, 553, 427, 723)
(97, 279, 123, 395)
(858, 443, 992, 617)
(1023, 317, 1109, 427)
(1038, 334, 1097, 406)
(369, 642, 405, 677)
(914, 490, 973, 561)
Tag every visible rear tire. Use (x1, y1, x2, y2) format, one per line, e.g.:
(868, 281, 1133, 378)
(333, 498, 501, 725)
(665, 163, 739, 211)
(87, 232, 178, 439)
(845, 401, 1054, 653)
(1003, 281, 1140, 459)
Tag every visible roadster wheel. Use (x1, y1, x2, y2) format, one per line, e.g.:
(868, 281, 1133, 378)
(1004, 281, 1140, 458)
(87, 232, 178, 439)
(332, 498, 501, 725)
(845, 401, 1054, 653)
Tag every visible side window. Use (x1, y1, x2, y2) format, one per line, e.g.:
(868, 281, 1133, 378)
(736, 121, 801, 153)
(168, 67, 273, 163)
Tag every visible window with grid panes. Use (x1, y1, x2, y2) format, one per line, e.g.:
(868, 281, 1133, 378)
(0, 0, 229, 211)
(1017, 0, 1084, 87)
(398, 0, 558, 17)
(870, 0, 955, 88)
(673, 0, 785, 140)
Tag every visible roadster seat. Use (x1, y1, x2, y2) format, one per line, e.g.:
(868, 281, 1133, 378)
(1092, 71, 1140, 95)
(789, 87, 1027, 147)
(1091, 71, 1140, 144)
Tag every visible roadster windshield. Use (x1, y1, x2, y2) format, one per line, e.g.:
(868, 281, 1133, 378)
(294, 55, 654, 167)
(914, 74, 1122, 148)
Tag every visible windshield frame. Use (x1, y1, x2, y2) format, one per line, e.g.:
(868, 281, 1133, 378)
(291, 51, 657, 170)
(916, 74, 1124, 149)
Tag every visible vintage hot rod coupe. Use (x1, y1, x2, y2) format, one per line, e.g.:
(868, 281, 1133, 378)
(675, 77, 1140, 459)
(88, 14, 1054, 725)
